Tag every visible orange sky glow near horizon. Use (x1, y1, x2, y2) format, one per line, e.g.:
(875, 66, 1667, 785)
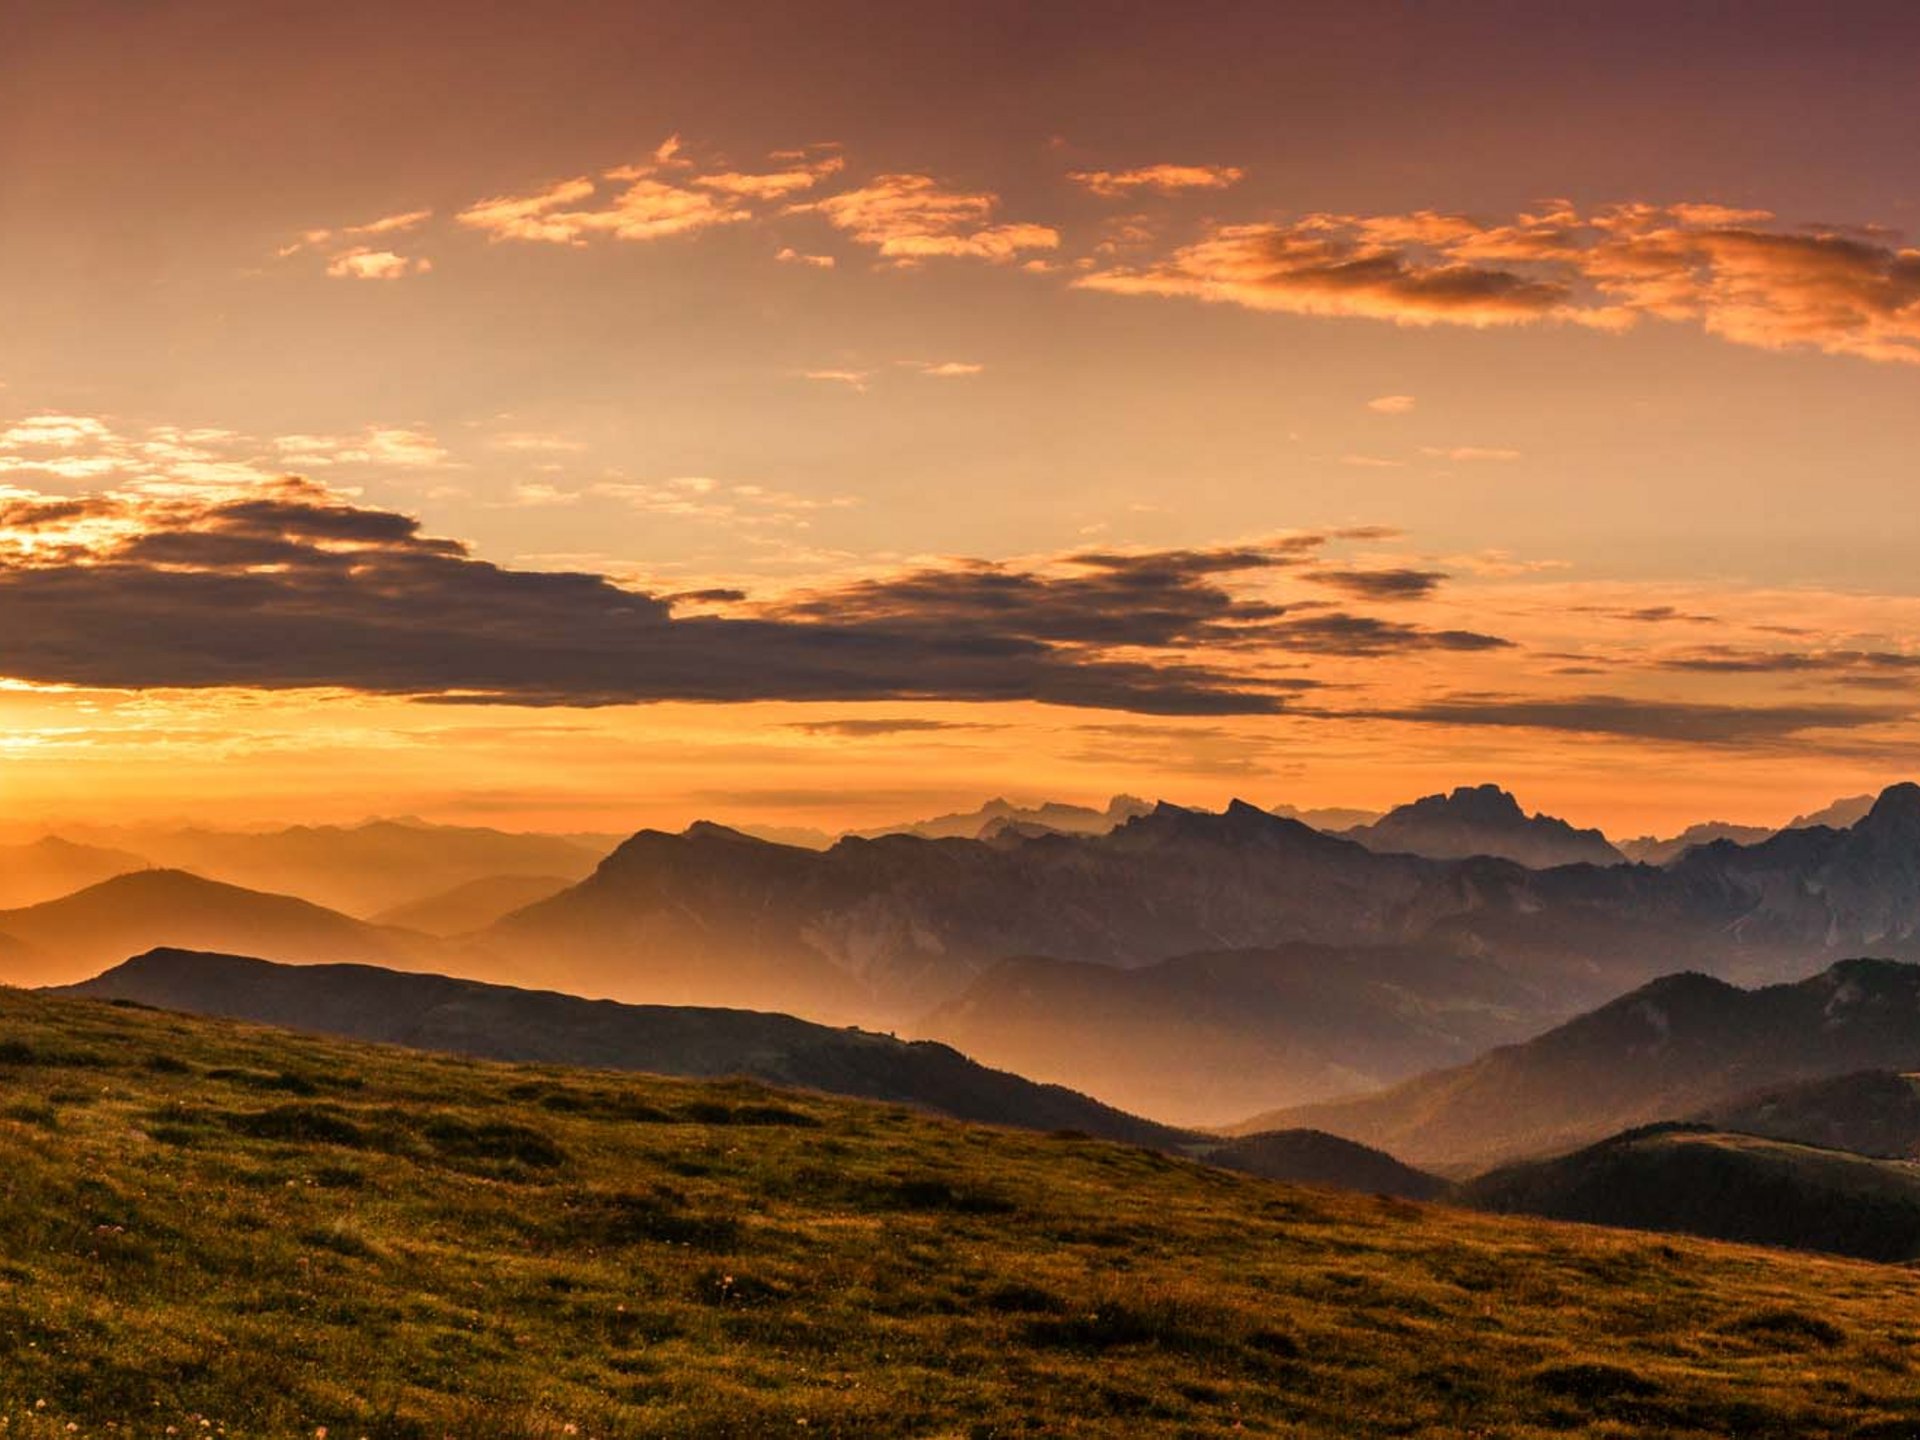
(3, 1, 1920, 840)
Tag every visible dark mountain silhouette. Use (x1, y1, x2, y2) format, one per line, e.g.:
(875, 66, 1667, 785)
(1459, 1124, 1920, 1262)
(371, 874, 575, 936)
(1694, 1070, 1920, 1159)
(52, 819, 609, 916)
(1617, 821, 1773, 866)
(64, 948, 1193, 1150)
(856, 795, 1152, 841)
(0, 835, 151, 909)
(1196, 1129, 1446, 1201)
(915, 944, 1553, 1124)
(0, 871, 442, 987)
(1342, 784, 1624, 868)
(1255, 957, 1920, 1170)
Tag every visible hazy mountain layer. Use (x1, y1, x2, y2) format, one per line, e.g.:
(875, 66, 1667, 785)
(0, 870, 442, 986)
(1617, 821, 1773, 866)
(49, 818, 610, 915)
(855, 794, 1152, 841)
(1256, 956, 1920, 1170)
(370, 873, 575, 935)
(916, 943, 1554, 1124)
(0, 835, 151, 909)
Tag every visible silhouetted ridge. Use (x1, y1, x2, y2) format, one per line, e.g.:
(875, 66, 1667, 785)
(67, 949, 1188, 1149)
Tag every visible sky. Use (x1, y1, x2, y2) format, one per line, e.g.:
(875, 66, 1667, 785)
(3, 0, 1920, 838)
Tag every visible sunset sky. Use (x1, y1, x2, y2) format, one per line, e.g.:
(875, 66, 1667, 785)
(4, 0, 1920, 837)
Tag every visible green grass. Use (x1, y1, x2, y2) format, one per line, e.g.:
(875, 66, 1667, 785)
(3, 989, 1920, 1437)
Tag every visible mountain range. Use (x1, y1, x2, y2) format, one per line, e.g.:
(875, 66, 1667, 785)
(10, 784, 1920, 1131)
(468, 782, 1920, 1032)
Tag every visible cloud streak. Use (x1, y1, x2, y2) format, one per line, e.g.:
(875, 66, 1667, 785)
(1068, 163, 1245, 198)
(1360, 693, 1908, 744)
(801, 174, 1058, 264)
(1078, 200, 1920, 363)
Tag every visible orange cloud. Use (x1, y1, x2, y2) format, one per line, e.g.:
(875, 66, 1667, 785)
(1068, 163, 1245, 197)
(278, 208, 435, 277)
(458, 142, 844, 247)
(803, 175, 1059, 264)
(325, 248, 431, 280)
(1078, 202, 1920, 362)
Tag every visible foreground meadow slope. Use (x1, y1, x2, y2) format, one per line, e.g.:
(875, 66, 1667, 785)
(4, 991, 1920, 1436)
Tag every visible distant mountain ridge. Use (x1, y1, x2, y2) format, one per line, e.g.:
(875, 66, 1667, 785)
(1617, 821, 1774, 866)
(0, 836, 151, 909)
(371, 874, 575, 936)
(40, 819, 610, 916)
(0, 870, 443, 987)
(855, 795, 1152, 841)
(1255, 954, 1920, 1170)
(1341, 784, 1624, 868)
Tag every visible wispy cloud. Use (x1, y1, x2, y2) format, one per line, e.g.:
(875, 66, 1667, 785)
(801, 174, 1058, 264)
(1068, 163, 1245, 198)
(798, 369, 872, 392)
(1421, 445, 1521, 462)
(898, 360, 985, 377)
(1366, 394, 1416, 414)
(274, 427, 451, 469)
(325, 248, 432, 281)
(277, 208, 435, 279)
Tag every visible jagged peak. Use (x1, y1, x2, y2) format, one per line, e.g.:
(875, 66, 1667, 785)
(1859, 782, 1920, 831)
(1420, 783, 1527, 822)
(681, 820, 772, 844)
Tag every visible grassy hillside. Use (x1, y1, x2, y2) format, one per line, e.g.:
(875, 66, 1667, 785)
(1461, 1124, 1920, 1262)
(5, 990, 1920, 1437)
